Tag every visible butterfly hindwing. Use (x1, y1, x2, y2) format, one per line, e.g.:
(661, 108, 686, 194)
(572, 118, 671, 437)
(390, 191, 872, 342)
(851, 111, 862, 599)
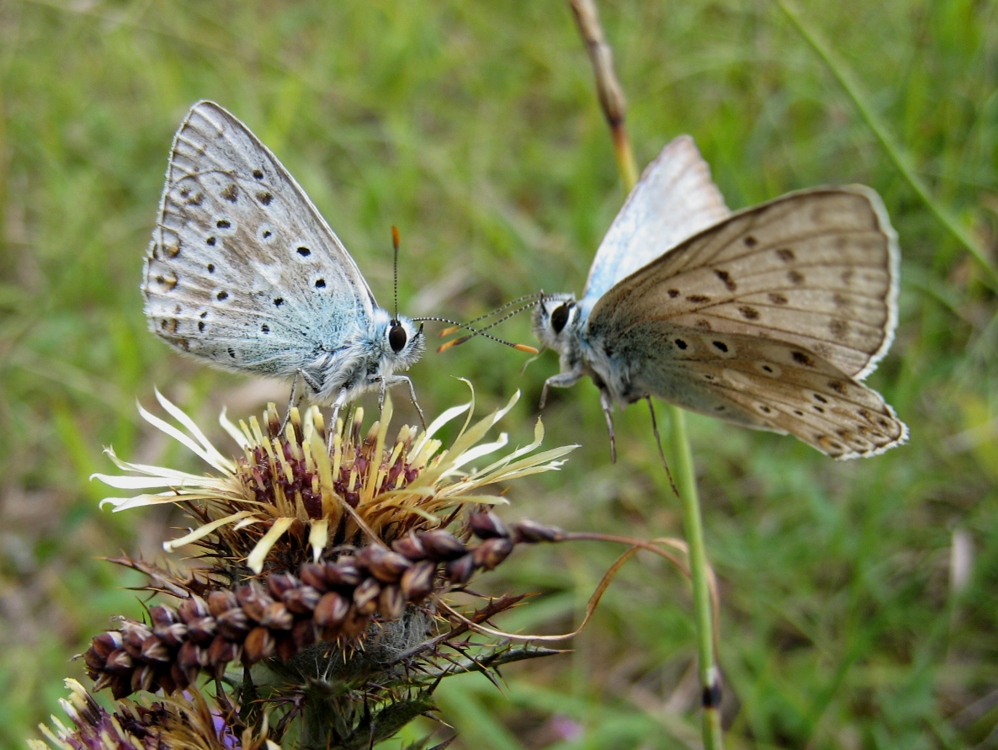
(588, 187, 899, 381)
(607, 323, 906, 458)
(583, 136, 730, 302)
(144, 101, 376, 375)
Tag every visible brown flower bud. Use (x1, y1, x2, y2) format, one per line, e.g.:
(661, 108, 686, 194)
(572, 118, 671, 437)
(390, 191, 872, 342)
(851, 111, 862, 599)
(121, 621, 152, 658)
(131, 665, 155, 695)
(469, 512, 510, 540)
(237, 583, 274, 623)
(400, 561, 436, 601)
(299, 562, 328, 590)
(207, 634, 239, 667)
(420, 530, 467, 561)
(283, 584, 321, 615)
(86, 631, 123, 664)
(140, 635, 170, 663)
(104, 648, 133, 674)
(444, 553, 476, 584)
(392, 534, 427, 561)
(216, 607, 250, 640)
(513, 519, 564, 543)
(243, 626, 275, 664)
(361, 548, 412, 583)
(325, 559, 361, 586)
(207, 590, 239, 617)
(185, 616, 217, 645)
(313, 591, 349, 629)
(260, 601, 294, 631)
(177, 595, 209, 623)
(266, 572, 300, 599)
(473, 537, 514, 570)
(177, 640, 205, 674)
(353, 577, 381, 614)
(378, 585, 406, 619)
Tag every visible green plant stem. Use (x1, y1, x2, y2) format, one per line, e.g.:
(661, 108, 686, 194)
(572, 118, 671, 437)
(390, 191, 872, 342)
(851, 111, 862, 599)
(664, 406, 723, 748)
(618, 158, 723, 750)
(775, 0, 998, 291)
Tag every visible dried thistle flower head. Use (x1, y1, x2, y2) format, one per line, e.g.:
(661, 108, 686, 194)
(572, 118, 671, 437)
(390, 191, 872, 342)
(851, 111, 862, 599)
(95, 388, 573, 574)
(30, 679, 275, 750)
(80, 389, 575, 747)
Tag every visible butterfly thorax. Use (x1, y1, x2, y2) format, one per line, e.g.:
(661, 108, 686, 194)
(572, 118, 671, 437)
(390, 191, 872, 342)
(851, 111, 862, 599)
(307, 310, 425, 403)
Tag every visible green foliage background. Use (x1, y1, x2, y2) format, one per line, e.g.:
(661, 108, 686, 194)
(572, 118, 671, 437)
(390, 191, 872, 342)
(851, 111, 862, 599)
(1, 1, 996, 747)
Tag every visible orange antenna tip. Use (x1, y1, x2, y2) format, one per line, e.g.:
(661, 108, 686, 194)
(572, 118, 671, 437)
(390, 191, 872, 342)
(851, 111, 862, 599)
(391, 225, 400, 249)
(439, 325, 461, 337)
(437, 335, 472, 353)
(514, 343, 540, 354)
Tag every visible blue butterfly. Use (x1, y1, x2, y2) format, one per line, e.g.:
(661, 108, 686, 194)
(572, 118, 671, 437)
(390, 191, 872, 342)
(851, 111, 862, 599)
(143, 101, 425, 418)
(533, 136, 907, 459)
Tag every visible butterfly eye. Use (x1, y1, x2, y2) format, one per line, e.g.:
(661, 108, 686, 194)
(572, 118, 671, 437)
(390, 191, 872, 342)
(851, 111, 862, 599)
(550, 304, 571, 334)
(389, 322, 408, 353)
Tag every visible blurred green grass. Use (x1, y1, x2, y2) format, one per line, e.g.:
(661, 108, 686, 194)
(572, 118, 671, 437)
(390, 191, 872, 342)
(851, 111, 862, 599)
(2, 0, 996, 747)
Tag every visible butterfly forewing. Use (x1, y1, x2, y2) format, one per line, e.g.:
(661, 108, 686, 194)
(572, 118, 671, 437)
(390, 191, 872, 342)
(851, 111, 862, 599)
(583, 136, 730, 302)
(589, 187, 899, 381)
(144, 101, 376, 374)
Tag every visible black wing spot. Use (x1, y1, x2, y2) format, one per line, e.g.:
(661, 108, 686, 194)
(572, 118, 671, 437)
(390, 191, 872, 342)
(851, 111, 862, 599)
(257, 191, 273, 205)
(220, 184, 239, 202)
(788, 270, 805, 285)
(199, 311, 208, 318)
(813, 406, 826, 414)
(813, 393, 829, 404)
(252, 169, 264, 180)
(297, 246, 311, 257)
(762, 364, 774, 374)
(792, 351, 815, 367)
(668, 289, 680, 298)
(207, 236, 217, 246)
(216, 219, 231, 229)
(687, 294, 711, 303)
(758, 404, 773, 414)
(228, 348, 237, 358)
(207, 263, 215, 273)
(768, 292, 788, 305)
(712, 340, 729, 353)
(714, 269, 737, 291)
(216, 290, 228, 301)
(744, 236, 758, 247)
(739, 306, 760, 320)
(674, 338, 688, 350)
(315, 278, 326, 289)
(273, 297, 285, 307)
(261, 324, 270, 334)
(776, 248, 795, 262)
(198, 321, 206, 332)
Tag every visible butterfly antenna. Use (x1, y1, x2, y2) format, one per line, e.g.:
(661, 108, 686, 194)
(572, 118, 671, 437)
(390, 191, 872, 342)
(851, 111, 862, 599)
(428, 300, 541, 353)
(391, 226, 401, 324)
(438, 292, 546, 336)
(411, 315, 538, 354)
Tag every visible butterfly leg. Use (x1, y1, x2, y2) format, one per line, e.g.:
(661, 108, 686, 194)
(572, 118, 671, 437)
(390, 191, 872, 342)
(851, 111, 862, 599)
(644, 397, 680, 498)
(599, 387, 618, 464)
(382, 375, 426, 430)
(539, 370, 583, 409)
